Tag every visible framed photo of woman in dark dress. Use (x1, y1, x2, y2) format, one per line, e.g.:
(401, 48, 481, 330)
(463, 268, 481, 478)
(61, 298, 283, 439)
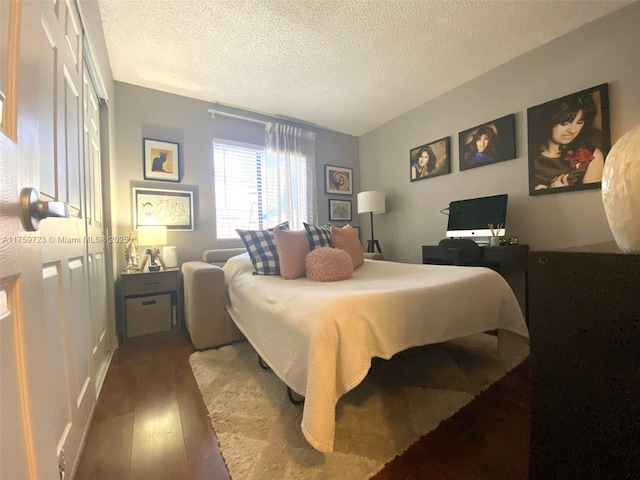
(527, 83, 610, 196)
(458, 114, 516, 171)
(409, 136, 450, 182)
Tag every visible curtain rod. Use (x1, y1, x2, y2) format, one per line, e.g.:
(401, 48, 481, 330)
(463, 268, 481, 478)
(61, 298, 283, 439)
(208, 109, 268, 125)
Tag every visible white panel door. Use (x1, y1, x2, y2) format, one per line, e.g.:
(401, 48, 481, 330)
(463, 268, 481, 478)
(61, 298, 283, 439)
(83, 60, 111, 391)
(1, 0, 97, 478)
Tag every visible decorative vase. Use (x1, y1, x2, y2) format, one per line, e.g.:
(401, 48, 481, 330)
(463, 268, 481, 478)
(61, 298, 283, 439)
(601, 124, 640, 253)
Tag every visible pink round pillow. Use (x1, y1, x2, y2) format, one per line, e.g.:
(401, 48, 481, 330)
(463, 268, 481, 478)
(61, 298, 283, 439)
(305, 247, 353, 282)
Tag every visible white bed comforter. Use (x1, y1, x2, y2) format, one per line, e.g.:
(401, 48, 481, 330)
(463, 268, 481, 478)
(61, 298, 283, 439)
(223, 254, 529, 452)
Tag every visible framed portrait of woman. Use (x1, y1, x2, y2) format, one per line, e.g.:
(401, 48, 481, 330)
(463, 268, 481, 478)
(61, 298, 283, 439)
(458, 114, 516, 171)
(527, 83, 610, 196)
(409, 136, 450, 182)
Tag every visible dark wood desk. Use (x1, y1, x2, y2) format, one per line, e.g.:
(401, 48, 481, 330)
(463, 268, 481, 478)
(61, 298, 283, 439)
(422, 243, 529, 321)
(422, 243, 529, 275)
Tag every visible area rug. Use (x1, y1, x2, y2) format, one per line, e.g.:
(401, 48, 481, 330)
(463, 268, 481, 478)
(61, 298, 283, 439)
(189, 333, 529, 480)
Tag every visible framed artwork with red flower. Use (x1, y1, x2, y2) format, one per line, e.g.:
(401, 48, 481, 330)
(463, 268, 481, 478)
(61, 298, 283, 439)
(527, 83, 611, 196)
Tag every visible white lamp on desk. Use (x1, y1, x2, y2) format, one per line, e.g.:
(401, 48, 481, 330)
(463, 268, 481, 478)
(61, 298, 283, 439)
(137, 225, 167, 271)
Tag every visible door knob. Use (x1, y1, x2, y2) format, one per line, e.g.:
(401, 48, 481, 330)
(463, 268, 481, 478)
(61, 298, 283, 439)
(20, 187, 69, 231)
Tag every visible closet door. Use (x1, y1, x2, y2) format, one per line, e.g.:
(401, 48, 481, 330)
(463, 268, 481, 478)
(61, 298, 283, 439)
(83, 60, 111, 393)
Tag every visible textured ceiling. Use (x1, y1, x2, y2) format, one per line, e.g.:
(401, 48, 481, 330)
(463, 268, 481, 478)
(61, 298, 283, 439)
(98, 0, 630, 136)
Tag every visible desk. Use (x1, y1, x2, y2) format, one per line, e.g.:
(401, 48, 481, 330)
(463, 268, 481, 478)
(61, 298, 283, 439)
(422, 244, 529, 274)
(422, 243, 529, 319)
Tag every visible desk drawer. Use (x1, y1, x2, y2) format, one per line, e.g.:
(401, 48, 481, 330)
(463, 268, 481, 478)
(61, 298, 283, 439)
(126, 293, 172, 337)
(123, 271, 177, 296)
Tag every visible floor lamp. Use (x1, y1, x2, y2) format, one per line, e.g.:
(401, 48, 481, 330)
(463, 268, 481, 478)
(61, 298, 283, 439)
(357, 190, 385, 253)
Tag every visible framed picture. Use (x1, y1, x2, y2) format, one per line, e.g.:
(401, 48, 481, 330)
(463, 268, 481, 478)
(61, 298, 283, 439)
(353, 225, 361, 240)
(527, 83, 610, 196)
(410, 136, 451, 182)
(133, 187, 194, 230)
(325, 165, 353, 195)
(458, 114, 516, 171)
(143, 138, 180, 182)
(328, 199, 352, 221)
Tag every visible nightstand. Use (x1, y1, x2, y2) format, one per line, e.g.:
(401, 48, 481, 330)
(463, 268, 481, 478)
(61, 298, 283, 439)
(122, 268, 181, 339)
(528, 243, 639, 478)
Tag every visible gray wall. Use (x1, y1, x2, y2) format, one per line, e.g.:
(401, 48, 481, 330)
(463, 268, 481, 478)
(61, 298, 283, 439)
(113, 83, 359, 270)
(359, 3, 640, 264)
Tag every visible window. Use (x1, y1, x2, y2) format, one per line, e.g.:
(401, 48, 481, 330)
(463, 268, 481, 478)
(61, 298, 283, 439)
(213, 140, 264, 239)
(214, 130, 316, 240)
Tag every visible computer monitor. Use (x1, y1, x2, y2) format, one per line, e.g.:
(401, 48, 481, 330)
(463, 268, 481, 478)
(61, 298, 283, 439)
(446, 194, 508, 241)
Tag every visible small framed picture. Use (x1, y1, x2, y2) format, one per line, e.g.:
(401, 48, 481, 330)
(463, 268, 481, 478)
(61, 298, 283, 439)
(353, 225, 361, 240)
(458, 114, 516, 171)
(143, 138, 180, 182)
(410, 137, 451, 182)
(329, 199, 352, 221)
(325, 165, 353, 195)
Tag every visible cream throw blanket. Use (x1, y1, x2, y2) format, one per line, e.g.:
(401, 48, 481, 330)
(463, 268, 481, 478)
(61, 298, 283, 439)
(223, 254, 529, 452)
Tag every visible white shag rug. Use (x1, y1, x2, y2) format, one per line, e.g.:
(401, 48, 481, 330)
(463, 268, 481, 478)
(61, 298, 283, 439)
(189, 333, 528, 480)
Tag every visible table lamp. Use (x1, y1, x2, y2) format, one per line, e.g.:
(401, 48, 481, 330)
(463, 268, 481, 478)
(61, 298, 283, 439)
(357, 190, 385, 253)
(137, 225, 168, 271)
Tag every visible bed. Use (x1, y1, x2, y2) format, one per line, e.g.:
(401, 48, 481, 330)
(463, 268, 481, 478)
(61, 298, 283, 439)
(223, 253, 529, 452)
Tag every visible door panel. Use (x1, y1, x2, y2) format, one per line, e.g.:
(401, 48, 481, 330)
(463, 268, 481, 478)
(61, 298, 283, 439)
(63, 68, 81, 212)
(0, 285, 31, 480)
(83, 61, 111, 391)
(1, 0, 103, 477)
(1, 1, 60, 477)
(38, 19, 56, 199)
(42, 263, 70, 452)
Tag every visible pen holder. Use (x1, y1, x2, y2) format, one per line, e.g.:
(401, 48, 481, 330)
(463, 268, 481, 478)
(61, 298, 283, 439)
(489, 237, 501, 247)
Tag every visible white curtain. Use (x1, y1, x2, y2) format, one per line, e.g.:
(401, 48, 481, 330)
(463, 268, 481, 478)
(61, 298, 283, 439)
(264, 123, 317, 230)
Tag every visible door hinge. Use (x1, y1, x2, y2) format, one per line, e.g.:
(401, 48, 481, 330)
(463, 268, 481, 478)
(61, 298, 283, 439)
(58, 449, 66, 480)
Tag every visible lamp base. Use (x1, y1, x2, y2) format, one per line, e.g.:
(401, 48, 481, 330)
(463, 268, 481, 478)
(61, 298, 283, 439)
(366, 239, 382, 253)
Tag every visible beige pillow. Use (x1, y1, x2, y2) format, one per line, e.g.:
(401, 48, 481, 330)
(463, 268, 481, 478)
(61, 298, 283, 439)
(330, 224, 364, 269)
(273, 229, 310, 279)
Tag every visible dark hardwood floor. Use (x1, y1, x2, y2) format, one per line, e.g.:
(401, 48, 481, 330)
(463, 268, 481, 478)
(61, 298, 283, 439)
(75, 329, 530, 479)
(74, 329, 229, 480)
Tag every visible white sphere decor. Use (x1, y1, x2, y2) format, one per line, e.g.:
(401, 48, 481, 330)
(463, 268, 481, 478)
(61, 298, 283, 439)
(601, 124, 640, 253)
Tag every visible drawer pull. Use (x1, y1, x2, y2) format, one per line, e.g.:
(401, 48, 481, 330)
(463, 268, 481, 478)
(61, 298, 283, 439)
(143, 281, 161, 286)
(142, 300, 157, 306)
(538, 256, 548, 265)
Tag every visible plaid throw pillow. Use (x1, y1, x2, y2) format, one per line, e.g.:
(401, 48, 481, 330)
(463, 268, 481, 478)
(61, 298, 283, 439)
(236, 221, 290, 275)
(303, 222, 333, 250)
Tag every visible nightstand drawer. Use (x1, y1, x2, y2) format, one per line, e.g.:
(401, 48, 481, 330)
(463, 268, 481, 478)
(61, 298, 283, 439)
(126, 293, 172, 337)
(123, 271, 177, 296)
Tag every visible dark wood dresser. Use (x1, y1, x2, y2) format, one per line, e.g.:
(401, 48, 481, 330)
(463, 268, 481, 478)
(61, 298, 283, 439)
(528, 241, 640, 479)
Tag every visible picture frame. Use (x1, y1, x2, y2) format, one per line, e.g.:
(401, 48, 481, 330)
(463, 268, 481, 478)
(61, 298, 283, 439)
(352, 225, 361, 240)
(328, 199, 352, 221)
(143, 138, 180, 182)
(458, 114, 516, 171)
(410, 136, 451, 182)
(527, 83, 610, 196)
(133, 187, 194, 230)
(325, 165, 353, 195)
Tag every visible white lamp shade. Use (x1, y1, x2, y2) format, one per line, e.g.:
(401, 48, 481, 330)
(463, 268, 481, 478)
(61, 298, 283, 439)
(357, 191, 386, 214)
(137, 225, 167, 246)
